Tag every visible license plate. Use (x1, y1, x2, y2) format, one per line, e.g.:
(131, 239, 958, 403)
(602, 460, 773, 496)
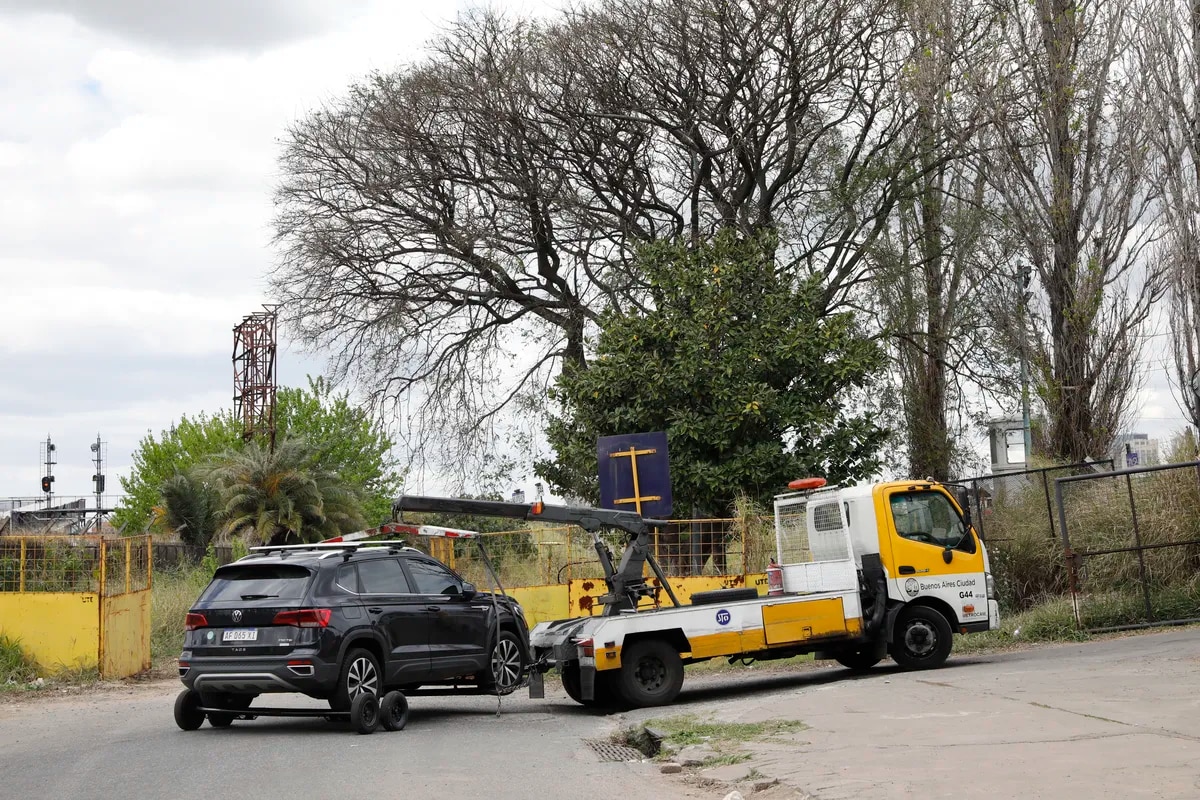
(222, 629, 258, 642)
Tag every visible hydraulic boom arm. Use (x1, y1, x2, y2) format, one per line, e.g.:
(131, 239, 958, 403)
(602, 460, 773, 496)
(392, 495, 680, 614)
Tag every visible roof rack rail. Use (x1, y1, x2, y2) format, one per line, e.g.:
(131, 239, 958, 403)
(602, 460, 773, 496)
(248, 540, 418, 555)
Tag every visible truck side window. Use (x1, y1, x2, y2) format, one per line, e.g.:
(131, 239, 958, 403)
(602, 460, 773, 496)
(890, 492, 976, 554)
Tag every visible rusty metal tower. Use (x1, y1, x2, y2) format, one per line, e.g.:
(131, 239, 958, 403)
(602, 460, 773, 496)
(232, 305, 280, 450)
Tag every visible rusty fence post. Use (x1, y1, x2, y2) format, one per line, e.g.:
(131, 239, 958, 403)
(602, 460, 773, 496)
(1124, 473, 1154, 623)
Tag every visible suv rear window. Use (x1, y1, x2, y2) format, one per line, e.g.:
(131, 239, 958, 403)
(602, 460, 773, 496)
(200, 564, 314, 602)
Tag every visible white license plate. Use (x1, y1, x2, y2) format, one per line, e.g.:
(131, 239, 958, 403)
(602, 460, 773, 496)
(222, 629, 258, 642)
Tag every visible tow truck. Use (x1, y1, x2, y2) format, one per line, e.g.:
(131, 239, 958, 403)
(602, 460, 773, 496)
(394, 476, 998, 709)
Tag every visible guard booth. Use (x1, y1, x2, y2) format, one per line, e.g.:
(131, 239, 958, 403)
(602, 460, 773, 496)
(0, 535, 152, 678)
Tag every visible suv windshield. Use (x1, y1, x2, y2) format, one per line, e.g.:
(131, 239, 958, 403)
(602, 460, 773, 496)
(200, 564, 313, 602)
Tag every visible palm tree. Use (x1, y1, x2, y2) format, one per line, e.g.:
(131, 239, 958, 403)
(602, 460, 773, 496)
(154, 471, 221, 548)
(201, 437, 366, 545)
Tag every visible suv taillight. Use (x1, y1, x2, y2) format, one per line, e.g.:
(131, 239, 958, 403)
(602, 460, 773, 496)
(184, 613, 208, 631)
(272, 608, 332, 628)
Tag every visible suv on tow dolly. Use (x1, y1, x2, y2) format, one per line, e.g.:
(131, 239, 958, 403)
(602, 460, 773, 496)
(176, 541, 529, 727)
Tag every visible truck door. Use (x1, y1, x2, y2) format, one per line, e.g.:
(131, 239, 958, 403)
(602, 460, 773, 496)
(880, 487, 988, 625)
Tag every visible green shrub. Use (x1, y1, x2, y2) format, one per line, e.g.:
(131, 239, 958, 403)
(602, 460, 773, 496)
(0, 634, 41, 684)
(151, 564, 212, 662)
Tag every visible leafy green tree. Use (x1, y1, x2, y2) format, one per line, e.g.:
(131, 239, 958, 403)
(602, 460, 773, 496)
(276, 377, 400, 525)
(155, 472, 222, 548)
(202, 438, 365, 545)
(114, 412, 240, 532)
(115, 377, 401, 532)
(537, 232, 887, 515)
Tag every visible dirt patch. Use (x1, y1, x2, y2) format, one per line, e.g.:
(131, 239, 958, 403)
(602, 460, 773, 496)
(0, 672, 177, 711)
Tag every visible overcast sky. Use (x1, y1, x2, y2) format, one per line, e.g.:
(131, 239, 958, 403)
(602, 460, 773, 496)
(0, 0, 1192, 508)
(0, 0, 559, 505)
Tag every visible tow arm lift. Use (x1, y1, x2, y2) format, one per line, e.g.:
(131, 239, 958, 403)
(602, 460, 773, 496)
(392, 495, 682, 615)
(391, 495, 686, 696)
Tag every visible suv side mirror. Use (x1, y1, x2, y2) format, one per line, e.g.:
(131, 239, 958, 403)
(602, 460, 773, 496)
(460, 582, 477, 600)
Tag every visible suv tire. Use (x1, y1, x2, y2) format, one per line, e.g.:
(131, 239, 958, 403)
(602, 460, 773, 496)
(479, 629, 525, 695)
(330, 647, 381, 711)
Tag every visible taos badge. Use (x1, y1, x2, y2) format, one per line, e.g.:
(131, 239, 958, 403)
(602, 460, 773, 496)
(904, 578, 920, 597)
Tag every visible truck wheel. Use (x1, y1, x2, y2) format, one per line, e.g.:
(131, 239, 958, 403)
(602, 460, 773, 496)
(561, 663, 618, 708)
(174, 689, 205, 731)
(330, 648, 381, 711)
(834, 648, 882, 672)
(889, 606, 953, 669)
(616, 639, 684, 708)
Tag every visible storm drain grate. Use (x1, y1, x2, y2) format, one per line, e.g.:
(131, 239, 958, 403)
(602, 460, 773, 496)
(584, 738, 647, 762)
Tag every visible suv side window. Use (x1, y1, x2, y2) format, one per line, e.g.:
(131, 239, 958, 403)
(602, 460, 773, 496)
(356, 557, 412, 594)
(334, 564, 361, 594)
(405, 559, 462, 595)
(889, 490, 976, 554)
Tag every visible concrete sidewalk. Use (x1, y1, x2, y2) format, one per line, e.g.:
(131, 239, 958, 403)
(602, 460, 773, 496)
(633, 630, 1200, 799)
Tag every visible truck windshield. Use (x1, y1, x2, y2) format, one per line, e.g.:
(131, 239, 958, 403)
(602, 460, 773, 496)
(889, 491, 976, 553)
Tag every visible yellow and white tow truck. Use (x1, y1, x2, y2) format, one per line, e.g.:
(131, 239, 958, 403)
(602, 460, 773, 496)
(395, 477, 997, 709)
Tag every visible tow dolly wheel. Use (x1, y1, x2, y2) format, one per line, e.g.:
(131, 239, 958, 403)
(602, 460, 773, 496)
(173, 689, 205, 731)
(351, 692, 381, 734)
(380, 691, 409, 731)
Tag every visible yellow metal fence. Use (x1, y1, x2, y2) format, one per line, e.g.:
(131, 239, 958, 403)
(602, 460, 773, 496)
(0, 536, 152, 678)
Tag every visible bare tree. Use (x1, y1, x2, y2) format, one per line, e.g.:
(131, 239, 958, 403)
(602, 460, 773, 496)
(869, 0, 1022, 480)
(983, 0, 1165, 462)
(1140, 0, 1200, 434)
(271, 0, 931, 479)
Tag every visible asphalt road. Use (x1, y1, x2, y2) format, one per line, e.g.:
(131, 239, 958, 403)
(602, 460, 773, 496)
(3, 631, 1197, 800)
(0, 680, 706, 800)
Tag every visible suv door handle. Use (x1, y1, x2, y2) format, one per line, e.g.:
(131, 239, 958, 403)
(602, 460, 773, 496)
(425, 605, 441, 612)
(367, 606, 383, 614)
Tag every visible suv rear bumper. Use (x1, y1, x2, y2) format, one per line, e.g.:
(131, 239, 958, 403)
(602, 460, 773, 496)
(180, 654, 339, 697)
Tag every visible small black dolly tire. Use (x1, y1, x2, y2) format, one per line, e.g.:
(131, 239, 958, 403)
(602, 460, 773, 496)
(174, 689, 205, 731)
(380, 690, 410, 731)
(351, 692, 381, 734)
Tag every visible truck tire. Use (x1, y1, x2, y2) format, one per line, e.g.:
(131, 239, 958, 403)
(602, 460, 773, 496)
(690, 588, 758, 605)
(616, 639, 684, 708)
(561, 663, 618, 708)
(834, 647, 882, 672)
(889, 606, 953, 670)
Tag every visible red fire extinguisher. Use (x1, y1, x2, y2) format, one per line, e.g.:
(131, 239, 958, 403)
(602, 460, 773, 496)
(766, 558, 784, 596)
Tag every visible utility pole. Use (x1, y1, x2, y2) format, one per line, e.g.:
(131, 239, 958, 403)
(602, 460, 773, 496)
(90, 434, 106, 533)
(1018, 264, 1033, 464)
(40, 435, 56, 505)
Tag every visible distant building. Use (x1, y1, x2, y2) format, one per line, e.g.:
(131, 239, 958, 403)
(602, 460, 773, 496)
(1112, 433, 1159, 469)
(987, 417, 1029, 474)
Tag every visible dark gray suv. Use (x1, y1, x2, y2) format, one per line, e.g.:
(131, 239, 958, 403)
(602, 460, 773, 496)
(176, 543, 529, 727)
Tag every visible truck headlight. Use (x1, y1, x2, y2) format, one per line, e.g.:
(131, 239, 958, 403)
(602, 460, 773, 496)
(985, 572, 995, 600)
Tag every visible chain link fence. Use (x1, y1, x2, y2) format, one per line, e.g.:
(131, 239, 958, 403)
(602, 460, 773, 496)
(1056, 460, 1200, 631)
(0, 535, 151, 595)
(957, 461, 1113, 613)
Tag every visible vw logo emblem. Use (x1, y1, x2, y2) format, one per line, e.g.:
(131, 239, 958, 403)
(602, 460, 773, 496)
(232, 609, 243, 623)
